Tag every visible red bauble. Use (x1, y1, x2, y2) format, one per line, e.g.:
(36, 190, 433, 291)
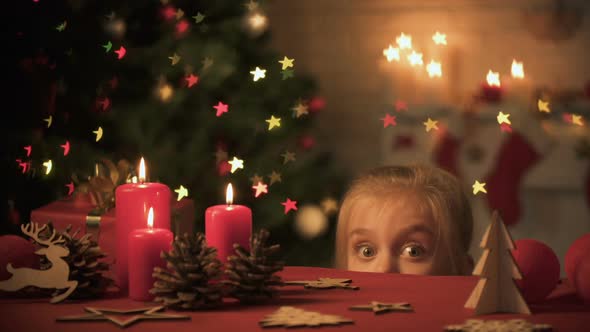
(574, 255, 590, 303)
(0, 235, 39, 281)
(217, 161, 231, 176)
(512, 239, 560, 303)
(565, 233, 590, 288)
(298, 135, 316, 151)
(308, 96, 326, 113)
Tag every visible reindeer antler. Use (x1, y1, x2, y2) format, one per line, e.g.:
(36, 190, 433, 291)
(21, 222, 65, 246)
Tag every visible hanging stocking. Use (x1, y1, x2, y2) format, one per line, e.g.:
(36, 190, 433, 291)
(483, 132, 541, 226)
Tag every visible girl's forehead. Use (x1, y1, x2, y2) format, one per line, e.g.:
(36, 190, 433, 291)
(348, 193, 433, 226)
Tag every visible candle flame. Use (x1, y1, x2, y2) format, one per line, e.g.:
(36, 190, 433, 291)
(511, 59, 524, 79)
(147, 207, 154, 230)
(226, 183, 234, 205)
(139, 157, 146, 183)
(486, 70, 501, 87)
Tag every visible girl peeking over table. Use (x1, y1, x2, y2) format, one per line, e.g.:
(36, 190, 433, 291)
(335, 164, 474, 276)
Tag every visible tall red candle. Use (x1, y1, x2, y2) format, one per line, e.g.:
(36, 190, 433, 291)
(206, 184, 252, 265)
(128, 207, 173, 301)
(115, 157, 171, 291)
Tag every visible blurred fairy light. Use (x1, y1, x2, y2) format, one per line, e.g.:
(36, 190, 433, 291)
(157, 81, 174, 102)
(294, 205, 329, 240)
(432, 31, 447, 45)
(407, 50, 423, 66)
(104, 18, 126, 39)
(426, 60, 442, 77)
(245, 11, 268, 37)
(383, 45, 400, 62)
(43, 160, 53, 175)
(511, 59, 524, 79)
(396, 33, 412, 50)
(486, 70, 501, 87)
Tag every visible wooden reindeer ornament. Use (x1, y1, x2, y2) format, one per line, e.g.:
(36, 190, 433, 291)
(0, 222, 78, 303)
(465, 210, 530, 315)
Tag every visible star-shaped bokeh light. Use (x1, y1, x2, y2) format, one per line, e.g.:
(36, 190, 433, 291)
(213, 101, 228, 117)
(174, 185, 188, 201)
(252, 181, 268, 198)
(537, 99, 551, 113)
(281, 151, 296, 164)
(486, 70, 500, 87)
(396, 33, 412, 49)
(381, 114, 397, 128)
(423, 118, 438, 132)
(407, 51, 423, 66)
(472, 180, 487, 195)
(279, 56, 294, 70)
(497, 111, 511, 125)
(511, 59, 524, 79)
(43, 160, 53, 175)
(250, 66, 266, 81)
(266, 115, 281, 130)
(383, 45, 400, 62)
(228, 157, 244, 173)
(426, 60, 442, 77)
(269, 171, 282, 185)
(432, 31, 447, 45)
(281, 198, 298, 214)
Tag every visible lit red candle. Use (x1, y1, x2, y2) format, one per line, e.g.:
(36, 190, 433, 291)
(115, 157, 171, 291)
(205, 184, 252, 265)
(128, 207, 173, 301)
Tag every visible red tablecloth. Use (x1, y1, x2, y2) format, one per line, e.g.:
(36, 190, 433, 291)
(1, 266, 589, 331)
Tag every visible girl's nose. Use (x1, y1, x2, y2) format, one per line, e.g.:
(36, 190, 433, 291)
(375, 255, 398, 273)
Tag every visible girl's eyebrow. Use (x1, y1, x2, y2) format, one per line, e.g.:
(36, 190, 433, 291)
(397, 224, 434, 238)
(348, 228, 374, 237)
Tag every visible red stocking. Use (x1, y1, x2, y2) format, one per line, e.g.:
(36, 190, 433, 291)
(484, 132, 541, 226)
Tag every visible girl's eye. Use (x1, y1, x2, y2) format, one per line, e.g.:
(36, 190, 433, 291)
(401, 244, 425, 258)
(357, 245, 376, 258)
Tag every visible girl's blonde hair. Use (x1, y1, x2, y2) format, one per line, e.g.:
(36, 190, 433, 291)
(335, 164, 473, 275)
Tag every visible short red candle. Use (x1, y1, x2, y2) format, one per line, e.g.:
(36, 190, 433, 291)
(128, 207, 173, 301)
(205, 184, 252, 265)
(115, 157, 171, 291)
(479, 69, 503, 103)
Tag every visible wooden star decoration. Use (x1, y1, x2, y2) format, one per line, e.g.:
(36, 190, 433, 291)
(259, 306, 353, 328)
(349, 301, 413, 314)
(284, 278, 359, 290)
(444, 319, 552, 332)
(56, 306, 190, 328)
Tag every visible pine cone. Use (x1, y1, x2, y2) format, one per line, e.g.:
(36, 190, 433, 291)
(40, 223, 113, 299)
(151, 232, 223, 310)
(222, 228, 284, 303)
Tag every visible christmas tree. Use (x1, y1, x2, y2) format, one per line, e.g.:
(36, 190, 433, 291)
(465, 210, 530, 315)
(7, 0, 346, 267)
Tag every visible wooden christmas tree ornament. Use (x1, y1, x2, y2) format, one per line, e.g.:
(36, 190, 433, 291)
(464, 210, 531, 315)
(0, 222, 78, 303)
